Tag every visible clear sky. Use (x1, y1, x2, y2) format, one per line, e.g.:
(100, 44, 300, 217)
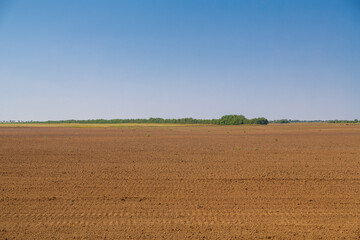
(0, 0, 359, 121)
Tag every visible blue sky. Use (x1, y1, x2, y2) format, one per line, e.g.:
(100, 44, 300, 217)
(0, 0, 359, 121)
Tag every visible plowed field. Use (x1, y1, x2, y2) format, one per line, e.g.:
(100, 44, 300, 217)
(1, 124, 359, 239)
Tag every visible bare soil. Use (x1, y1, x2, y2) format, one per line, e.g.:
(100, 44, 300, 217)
(0, 124, 359, 239)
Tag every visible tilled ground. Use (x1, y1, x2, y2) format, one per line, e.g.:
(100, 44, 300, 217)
(0, 124, 359, 239)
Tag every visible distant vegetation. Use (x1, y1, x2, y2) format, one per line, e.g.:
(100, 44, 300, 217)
(2, 117, 358, 125)
(218, 115, 268, 125)
(272, 119, 290, 123)
(270, 119, 359, 124)
(327, 119, 358, 123)
(1, 115, 269, 125)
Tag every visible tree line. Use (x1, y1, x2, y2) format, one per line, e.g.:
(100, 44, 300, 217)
(20, 115, 269, 125)
(270, 119, 359, 124)
(3, 117, 358, 125)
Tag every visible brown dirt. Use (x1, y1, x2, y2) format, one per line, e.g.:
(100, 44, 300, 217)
(0, 124, 359, 239)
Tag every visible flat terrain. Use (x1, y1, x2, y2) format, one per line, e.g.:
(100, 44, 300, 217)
(0, 124, 359, 239)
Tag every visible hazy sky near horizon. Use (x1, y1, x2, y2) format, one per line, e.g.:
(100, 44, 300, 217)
(0, 0, 359, 121)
